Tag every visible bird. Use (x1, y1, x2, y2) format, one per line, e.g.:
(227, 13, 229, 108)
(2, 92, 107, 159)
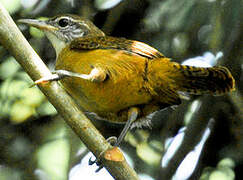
(18, 14, 235, 147)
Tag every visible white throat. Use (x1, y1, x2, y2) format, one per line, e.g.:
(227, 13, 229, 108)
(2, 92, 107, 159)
(44, 31, 67, 57)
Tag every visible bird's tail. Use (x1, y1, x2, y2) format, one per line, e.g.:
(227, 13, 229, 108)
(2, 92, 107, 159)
(172, 63, 235, 95)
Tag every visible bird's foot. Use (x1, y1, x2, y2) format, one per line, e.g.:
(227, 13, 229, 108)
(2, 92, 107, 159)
(31, 68, 106, 87)
(88, 136, 117, 172)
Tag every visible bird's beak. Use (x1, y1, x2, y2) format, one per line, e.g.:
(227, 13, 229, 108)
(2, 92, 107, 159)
(18, 19, 58, 31)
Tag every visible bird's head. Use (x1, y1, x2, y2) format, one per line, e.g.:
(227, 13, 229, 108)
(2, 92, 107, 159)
(19, 14, 105, 55)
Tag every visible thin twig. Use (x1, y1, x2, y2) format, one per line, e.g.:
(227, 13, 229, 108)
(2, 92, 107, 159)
(0, 3, 139, 180)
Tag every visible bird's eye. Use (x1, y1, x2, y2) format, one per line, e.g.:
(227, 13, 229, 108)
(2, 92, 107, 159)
(58, 18, 69, 27)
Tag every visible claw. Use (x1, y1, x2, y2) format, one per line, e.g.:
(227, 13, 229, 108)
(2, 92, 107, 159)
(88, 136, 118, 172)
(88, 157, 95, 165)
(30, 74, 60, 87)
(88, 156, 99, 166)
(95, 166, 104, 173)
(89, 156, 103, 172)
(106, 136, 118, 146)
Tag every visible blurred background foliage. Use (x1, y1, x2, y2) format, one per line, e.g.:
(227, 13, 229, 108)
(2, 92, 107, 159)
(0, 0, 242, 179)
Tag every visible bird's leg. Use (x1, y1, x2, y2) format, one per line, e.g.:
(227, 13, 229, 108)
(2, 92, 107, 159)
(32, 67, 106, 86)
(115, 107, 139, 146)
(53, 68, 106, 82)
(89, 107, 139, 172)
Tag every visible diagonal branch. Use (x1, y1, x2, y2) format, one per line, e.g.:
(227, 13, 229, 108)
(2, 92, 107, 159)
(0, 3, 139, 180)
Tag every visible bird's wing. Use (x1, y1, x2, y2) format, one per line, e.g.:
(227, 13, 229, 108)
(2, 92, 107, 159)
(70, 36, 164, 59)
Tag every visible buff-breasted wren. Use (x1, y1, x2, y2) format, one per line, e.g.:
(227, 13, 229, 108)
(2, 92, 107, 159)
(19, 14, 235, 147)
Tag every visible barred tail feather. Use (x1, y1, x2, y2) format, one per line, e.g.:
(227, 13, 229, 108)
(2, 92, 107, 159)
(173, 64, 235, 95)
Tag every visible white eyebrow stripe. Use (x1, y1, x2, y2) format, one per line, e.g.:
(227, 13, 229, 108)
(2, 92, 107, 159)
(56, 16, 71, 21)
